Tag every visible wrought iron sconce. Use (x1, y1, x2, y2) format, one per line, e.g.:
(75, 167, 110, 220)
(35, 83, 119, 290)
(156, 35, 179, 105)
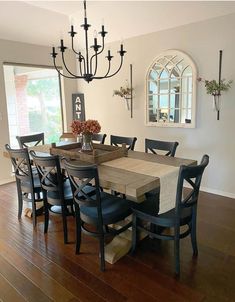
(198, 50, 232, 121)
(113, 64, 133, 118)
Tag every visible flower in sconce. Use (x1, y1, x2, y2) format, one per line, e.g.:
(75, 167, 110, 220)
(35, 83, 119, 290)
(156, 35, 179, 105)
(113, 86, 133, 99)
(198, 77, 232, 120)
(197, 77, 232, 96)
(71, 119, 101, 135)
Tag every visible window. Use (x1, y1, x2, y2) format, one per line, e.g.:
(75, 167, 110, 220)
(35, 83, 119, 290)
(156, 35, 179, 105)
(3, 64, 64, 147)
(146, 50, 197, 128)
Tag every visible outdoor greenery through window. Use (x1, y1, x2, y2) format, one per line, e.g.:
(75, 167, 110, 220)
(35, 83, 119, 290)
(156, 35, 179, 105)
(3, 64, 63, 147)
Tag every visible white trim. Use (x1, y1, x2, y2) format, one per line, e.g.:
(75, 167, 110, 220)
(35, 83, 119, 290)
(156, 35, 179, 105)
(0, 176, 15, 186)
(200, 186, 235, 199)
(184, 182, 235, 199)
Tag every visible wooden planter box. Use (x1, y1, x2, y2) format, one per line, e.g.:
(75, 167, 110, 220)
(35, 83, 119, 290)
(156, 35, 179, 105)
(50, 142, 127, 164)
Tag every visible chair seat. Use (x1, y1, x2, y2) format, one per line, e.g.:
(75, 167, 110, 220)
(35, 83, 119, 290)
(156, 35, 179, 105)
(80, 192, 132, 225)
(132, 198, 192, 227)
(47, 179, 96, 204)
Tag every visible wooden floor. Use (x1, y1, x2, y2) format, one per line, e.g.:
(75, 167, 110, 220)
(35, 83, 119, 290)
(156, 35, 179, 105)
(0, 183, 234, 302)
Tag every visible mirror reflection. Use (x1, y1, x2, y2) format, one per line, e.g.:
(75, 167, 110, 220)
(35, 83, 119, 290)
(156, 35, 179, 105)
(146, 50, 196, 127)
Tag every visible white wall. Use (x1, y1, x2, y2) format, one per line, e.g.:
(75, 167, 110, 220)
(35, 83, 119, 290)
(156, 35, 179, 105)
(0, 39, 77, 184)
(79, 13, 235, 198)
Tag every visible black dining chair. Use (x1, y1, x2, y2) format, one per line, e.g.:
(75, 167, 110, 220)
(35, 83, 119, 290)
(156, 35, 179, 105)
(110, 135, 137, 151)
(5, 144, 43, 228)
(16, 133, 45, 148)
(29, 151, 74, 243)
(132, 154, 209, 276)
(92, 133, 107, 144)
(30, 151, 98, 243)
(64, 160, 132, 271)
(145, 138, 179, 157)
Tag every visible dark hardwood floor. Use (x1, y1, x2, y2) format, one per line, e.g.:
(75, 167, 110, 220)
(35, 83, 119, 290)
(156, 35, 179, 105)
(0, 182, 234, 302)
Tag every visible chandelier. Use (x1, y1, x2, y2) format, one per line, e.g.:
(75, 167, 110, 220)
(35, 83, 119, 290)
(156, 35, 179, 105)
(51, 0, 126, 83)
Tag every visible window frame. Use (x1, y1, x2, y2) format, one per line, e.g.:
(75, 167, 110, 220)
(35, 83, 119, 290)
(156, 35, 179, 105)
(145, 49, 197, 128)
(3, 62, 65, 145)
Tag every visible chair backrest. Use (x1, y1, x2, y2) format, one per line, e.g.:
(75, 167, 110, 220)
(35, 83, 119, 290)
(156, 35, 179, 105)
(63, 160, 102, 210)
(92, 133, 107, 144)
(175, 154, 209, 214)
(5, 144, 34, 192)
(29, 151, 64, 196)
(16, 133, 45, 148)
(145, 138, 179, 157)
(110, 135, 137, 151)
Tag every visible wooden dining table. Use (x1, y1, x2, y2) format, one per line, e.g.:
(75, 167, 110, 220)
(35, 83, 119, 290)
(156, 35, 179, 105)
(20, 143, 196, 203)
(4, 142, 196, 264)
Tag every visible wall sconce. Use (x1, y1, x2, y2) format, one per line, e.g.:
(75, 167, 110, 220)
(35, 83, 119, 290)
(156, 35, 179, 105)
(198, 50, 232, 120)
(113, 64, 133, 118)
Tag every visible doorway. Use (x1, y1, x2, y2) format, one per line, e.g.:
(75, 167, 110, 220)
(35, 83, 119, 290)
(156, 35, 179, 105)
(3, 64, 64, 147)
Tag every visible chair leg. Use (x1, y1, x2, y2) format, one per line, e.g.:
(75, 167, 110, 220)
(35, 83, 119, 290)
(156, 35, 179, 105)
(99, 233, 105, 272)
(131, 212, 137, 254)
(190, 208, 198, 256)
(74, 203, 81, 254)
(16, 181, 23, 219)
(43, 193, 49, 234)
(70, 204, 75, 216)
(61, 203, 68, 244)
(32, 197, 37, 228)
(174, 225, 180, 276)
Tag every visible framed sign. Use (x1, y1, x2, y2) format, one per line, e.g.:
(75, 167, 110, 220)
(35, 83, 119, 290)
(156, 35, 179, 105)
(72, 93, 86, 121)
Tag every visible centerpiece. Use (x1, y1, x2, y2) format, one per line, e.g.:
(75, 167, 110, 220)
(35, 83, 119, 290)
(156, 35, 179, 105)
(71, 119, 101, 152)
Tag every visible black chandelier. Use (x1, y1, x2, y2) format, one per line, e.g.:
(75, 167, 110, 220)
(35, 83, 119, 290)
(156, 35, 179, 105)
(51, 0, 126, 83)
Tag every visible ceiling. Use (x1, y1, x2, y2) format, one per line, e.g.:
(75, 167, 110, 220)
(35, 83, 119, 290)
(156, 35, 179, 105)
(0, 1, 235, 48)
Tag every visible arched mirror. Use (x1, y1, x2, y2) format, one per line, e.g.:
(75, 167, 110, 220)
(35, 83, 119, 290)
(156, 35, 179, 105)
(146, 50, 197, 128)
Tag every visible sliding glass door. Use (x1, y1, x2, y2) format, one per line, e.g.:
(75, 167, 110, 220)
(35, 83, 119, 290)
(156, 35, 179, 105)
(3, 64, 64, 147)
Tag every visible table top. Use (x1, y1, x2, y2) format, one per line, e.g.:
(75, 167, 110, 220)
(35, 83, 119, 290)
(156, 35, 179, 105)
(4, 143, 196, 202)
(98, 150, 196, 202)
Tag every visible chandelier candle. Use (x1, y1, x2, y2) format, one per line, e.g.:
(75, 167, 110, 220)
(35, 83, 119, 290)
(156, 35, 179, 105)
(51, 0, 126, 82)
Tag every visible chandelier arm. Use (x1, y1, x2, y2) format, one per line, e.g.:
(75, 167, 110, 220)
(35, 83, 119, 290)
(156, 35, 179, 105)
(62, 52, 80, 77)
(79, 60, 83, 77)
(96, 36, 105, 56)
(95, 56, 124, 79)
(105, 56, 124, 78)
(89, 52, 98, 76)
(93, 60, 111, 79)
(71, 37, 81, 56)
(53, 58, 81, 79)
(89, 36, 105, 75)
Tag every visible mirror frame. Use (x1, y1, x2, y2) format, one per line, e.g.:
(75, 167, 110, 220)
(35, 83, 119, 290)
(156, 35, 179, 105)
(145, 49, 197, 128)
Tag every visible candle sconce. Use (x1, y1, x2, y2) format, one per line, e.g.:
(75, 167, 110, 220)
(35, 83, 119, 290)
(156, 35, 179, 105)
(198, 50, 232, 120)
(113, 64, 133, 118)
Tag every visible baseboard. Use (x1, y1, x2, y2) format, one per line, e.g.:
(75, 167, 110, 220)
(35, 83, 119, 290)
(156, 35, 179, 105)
(0, 176, 15, 186)
(199, 186, 235, 199)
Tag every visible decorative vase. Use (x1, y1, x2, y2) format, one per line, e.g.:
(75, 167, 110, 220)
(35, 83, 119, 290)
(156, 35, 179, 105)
(81, 133, 93, 152)
(213, 94, 221, 112)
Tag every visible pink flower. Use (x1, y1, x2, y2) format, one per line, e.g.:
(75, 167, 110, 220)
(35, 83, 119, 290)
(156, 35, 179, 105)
(71, 119, 101, 135)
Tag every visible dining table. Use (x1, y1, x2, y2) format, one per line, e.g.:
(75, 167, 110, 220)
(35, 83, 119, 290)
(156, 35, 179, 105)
(18, 142, 196, 264)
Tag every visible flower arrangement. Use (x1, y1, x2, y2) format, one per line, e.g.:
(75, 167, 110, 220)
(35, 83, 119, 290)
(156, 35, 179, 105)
(198, 77, 232, 96)
(71, 119, 101, 135)
(113, 86, 133, 99)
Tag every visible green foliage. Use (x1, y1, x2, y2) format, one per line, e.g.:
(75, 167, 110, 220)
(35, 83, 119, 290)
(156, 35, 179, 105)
(27, 76, 62, 143)
(200, 78, 233, 96)
(27, 78, 59, 100)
